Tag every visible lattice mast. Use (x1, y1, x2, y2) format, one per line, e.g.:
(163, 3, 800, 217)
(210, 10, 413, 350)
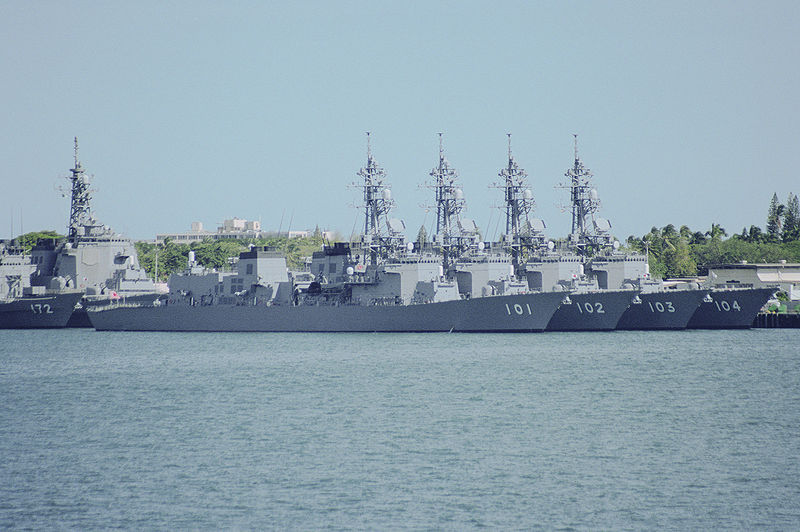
(67, 137, 93, 244)
(567, 135, 595, 237)
(353, 132, 397, 261)
(560, 134, 610, 254)
(428, 133, 465, 256)
(499, 134, 535, 238)
(493, 134, 540, 264)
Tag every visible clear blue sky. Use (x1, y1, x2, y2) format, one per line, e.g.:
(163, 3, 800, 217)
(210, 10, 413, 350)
(2, 1, 798, 242)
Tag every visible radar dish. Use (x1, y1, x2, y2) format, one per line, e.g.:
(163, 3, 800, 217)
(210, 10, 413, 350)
(594, 218, 611, 232)
(530, 218, 546, 233)
(458, 219, 477, 233)
(388, 218, 405, 234)
(477, 241, 485, 251)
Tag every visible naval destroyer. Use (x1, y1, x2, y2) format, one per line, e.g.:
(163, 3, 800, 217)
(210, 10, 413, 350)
(30, 139, 161, 326)
(0, 240, 83, 329)
(491, 135, 637, 331)
(89, 135, 565, 332)
(557, 135, 772, 329)
(553, 136, 713, 329)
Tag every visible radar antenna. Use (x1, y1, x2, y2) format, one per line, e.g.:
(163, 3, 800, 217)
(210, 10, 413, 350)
(557, 134, 612, 255)
(66, 137, 94, 244)
(491, 134, 545, 265)
(424, 134, 470, 263)
(351, 132, 403, 262)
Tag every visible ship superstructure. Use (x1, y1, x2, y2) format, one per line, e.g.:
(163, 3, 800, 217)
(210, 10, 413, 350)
(352, 132, 406, 263)
(0, 240, 83, 328)
(424, 134, 480, 268)
(30, 139, 160, 325)
(559, 135, 613, 255)
(87, 133, 773, 332)
(89, 135, 568, 332)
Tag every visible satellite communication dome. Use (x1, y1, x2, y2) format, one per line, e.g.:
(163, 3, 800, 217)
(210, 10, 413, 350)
(454, 188, 464, 200)
(613, 240, 620, 250)
(382, 189, 392, 201)
(406, 241, 414, 252)
(523, 189, 533, 200)
(530, 218, 546, 233)
(346, 266, 354, 275)
(477, 241, 485, 251)
(590, 188, 599, 201)
(547, 240, 555, 250)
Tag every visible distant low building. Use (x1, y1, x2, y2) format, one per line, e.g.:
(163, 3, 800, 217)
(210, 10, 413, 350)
(156, 219, 335, 244)
(707, 262, 800, 300)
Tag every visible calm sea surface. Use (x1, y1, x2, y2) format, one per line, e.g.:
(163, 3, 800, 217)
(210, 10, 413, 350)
(1, 329, 798, 530)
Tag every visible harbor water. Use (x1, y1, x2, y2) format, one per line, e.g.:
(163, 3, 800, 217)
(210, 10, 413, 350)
(1, 329, 798, 530)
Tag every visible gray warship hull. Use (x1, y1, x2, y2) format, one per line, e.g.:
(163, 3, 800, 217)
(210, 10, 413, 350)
(687, 288, 775, 329)
(546, 290, 637, 331)
(67, 293, 165, 328)
(0, 292, 84, 329)
(89, 292, 566, 333)
(616, 289, 708, 330)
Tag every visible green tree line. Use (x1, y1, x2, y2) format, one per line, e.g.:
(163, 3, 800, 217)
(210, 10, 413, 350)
(134, 234, 331, 281)
(624, 192, 800, 278)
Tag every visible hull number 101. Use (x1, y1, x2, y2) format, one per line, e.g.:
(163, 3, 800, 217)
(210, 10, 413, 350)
(505, 303, 533, 316)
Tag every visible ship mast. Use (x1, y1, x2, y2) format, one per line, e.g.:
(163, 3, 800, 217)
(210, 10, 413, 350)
(427, 133, 465, 265)
(67, 137, 93, 245)
(561, 134, 610, 255)
(354, 132, 398, 262)
(494, 134, 540, 264)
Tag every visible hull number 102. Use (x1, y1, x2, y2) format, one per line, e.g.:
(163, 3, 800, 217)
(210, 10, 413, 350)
(576, 302, 605, 314)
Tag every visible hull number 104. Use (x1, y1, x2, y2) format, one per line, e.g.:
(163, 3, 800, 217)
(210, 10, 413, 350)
(714, 300, 741, 312)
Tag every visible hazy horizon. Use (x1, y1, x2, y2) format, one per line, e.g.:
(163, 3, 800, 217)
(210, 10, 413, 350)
(2, 1, 798, 243)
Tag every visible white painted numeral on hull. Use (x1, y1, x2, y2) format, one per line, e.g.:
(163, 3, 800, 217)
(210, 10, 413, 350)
(30, 304, 53, 314)
(714, 300, 741, 312)
(647, 301, 675, 313)
(505, 303, 533, 316)
(576, 302, 605, 314)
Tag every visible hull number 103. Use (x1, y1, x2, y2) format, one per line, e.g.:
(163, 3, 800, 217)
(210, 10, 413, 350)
(505, 303, 533, 316)
(648, 301, 676, 313)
